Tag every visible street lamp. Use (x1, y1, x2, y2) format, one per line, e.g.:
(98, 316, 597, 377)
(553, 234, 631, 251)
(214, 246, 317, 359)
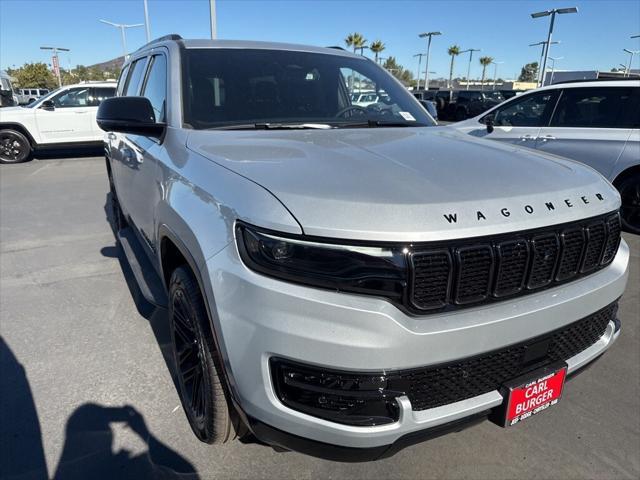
(529, 40, 560, 86)
(531, 7, 577, 86)
(99, 19, 144, 61)
(491, 60, 504, 90)
(460, 48, 480, 90)
(143, 0, 151, 42)
(414, 53, 426, 89)
(623, 48, 640, 77)
(40, 46, 69, 88)
(418, 31, 441, 90)
(547, 56, 563, 84)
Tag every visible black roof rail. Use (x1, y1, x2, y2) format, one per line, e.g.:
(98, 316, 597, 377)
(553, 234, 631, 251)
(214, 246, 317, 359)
(135, 34, 183, 52)
(326, 46, 346, 51)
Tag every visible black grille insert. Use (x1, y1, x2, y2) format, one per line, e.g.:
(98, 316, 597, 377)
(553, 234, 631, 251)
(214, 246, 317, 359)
(395, 302, 617, 410)
(409, 212, 620, 312)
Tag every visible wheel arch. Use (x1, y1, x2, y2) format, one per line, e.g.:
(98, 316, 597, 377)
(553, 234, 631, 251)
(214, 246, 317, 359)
(0, 123, 37, 150)
(612, 164, 640, 189)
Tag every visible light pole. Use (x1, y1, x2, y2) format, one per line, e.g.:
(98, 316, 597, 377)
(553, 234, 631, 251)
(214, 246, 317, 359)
(623, 48, 640, 77)
(413, 53, 425, 89)
(531, 7, 577, 86)
(143, 0, 151, 42)
(40, 46, 69, 88)
(99, 20, 144, 61)
(209, 0, 217, 39)
(547, 56, 563, 84)
(529, 40, 560, 86)
(418, 31, 441, 91)
(491, 61, 504, 90)
(460, 48, 480, 89)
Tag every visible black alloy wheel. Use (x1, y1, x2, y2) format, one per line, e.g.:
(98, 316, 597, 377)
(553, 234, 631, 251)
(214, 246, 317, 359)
(169, 266, 233, 444)
(619, 173, 640, 235)
(0, 130, 31, 164)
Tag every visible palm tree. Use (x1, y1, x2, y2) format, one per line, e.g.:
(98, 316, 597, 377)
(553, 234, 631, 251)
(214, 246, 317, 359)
(447, 45, 461, 89)
(479, 56, 494, 91)
(369, 40, 385, 63)
(345, 32, 367, 54)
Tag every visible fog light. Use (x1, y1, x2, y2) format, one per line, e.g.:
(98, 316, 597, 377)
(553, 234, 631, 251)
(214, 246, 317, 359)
(270, 358, 404, 426)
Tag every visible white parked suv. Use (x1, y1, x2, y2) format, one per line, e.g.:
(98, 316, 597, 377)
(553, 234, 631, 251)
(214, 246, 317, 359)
(453, 80, 640, 234)
(0, 81, 116, 164)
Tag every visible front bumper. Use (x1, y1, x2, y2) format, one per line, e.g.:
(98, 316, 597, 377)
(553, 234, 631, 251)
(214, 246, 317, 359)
(203, 238, 629, 451)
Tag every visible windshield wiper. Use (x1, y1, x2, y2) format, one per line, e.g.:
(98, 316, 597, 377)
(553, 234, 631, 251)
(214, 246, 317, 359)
(337, 120, 419, 128)
(211, 122, 334, 130)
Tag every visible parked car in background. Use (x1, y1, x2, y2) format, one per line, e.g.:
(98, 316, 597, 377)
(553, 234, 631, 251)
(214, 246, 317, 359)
(0, 70, 18, 108)
(16, 88, 50, 105)
(453, 80, 640, 234)
(0, 81, 116, 163)
(413, 89, 453, 118)
(417, 99, 438, 120)
(446, 90, 505, 121)
(99, 35, 627, 460)
(499, 89, 525, 100)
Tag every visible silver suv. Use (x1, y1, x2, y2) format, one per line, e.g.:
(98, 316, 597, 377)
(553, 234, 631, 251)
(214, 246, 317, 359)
(99, 35, 629, 460)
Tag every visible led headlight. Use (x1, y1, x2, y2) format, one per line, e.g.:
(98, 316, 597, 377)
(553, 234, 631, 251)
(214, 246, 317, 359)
(236, 224, 408, 300)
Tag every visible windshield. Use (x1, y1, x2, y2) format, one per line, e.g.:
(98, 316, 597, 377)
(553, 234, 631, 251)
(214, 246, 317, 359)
(183, 48, 435, 129)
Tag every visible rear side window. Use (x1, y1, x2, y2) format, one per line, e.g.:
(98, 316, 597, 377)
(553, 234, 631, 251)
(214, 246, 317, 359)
(141, 55, 167, 122)
(123, 57, 148, 96)
(89, 87, 116, 106)
(117, 64, 130, 96)
(550, 87, 635, 128)
(492, 91, 557, 127)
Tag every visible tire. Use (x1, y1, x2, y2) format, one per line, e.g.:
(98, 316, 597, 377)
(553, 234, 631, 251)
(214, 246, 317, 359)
(0, 129, 31, 164)
(107, 166, 127, 232)
(618, 173, 640, 235)
(169, 266, 233, 444)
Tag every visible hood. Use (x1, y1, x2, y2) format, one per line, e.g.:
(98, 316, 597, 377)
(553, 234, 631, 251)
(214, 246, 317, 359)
(186, 127, 620, 241)
(0, 106, 32, 117)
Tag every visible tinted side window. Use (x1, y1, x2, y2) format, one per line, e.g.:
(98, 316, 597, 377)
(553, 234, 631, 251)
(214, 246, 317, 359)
(123, 58, 148, 96)
(550, 87, 635, 128)
(89, 87, 116, 106)
(141, 55, 167, 122)
(117, 64, 130, 96)
(492, 91, 556, 127)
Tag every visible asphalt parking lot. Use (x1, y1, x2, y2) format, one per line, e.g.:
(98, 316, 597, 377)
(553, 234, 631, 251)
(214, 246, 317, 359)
(1, 155, 638, 480)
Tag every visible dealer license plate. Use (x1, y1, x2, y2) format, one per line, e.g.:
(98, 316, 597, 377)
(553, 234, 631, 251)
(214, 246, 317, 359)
(493, 362, 567, 427)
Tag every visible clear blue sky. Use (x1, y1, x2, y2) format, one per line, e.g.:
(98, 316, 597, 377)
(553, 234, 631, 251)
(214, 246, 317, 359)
(1, 0, 639, 79)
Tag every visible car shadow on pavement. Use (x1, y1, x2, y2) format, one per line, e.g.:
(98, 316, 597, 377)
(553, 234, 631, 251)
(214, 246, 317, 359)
(53, 403, 200, 480)
(0, 336, 48, 480)
(32, 146, 103, 161)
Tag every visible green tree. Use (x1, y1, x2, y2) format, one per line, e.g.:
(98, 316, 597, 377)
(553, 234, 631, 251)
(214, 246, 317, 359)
(518, 62, 539, 82)
(345, 32, 367, 54)
(479, 56, 493, 91)
(382, 57, 414, 86)
(447, 45, 461, 89)
(10, 63, 57, 89)
(369, 40, 385, 63)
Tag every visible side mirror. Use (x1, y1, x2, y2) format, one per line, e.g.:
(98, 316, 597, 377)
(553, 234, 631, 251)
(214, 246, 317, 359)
(97, 96, 164, 137)
(484, 114, 495, 134)
(40, 100, 55, 111)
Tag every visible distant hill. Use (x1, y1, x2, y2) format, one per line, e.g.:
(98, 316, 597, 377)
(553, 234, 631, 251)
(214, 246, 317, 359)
(88, 56, 124, 72)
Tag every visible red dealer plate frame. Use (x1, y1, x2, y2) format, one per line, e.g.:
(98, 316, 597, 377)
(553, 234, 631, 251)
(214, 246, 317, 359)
(491, 361, 568, 427)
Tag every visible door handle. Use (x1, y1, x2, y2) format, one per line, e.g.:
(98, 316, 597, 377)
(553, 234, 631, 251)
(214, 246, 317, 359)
(519, 134, 535, 141)
(539, 135, 556, 142)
